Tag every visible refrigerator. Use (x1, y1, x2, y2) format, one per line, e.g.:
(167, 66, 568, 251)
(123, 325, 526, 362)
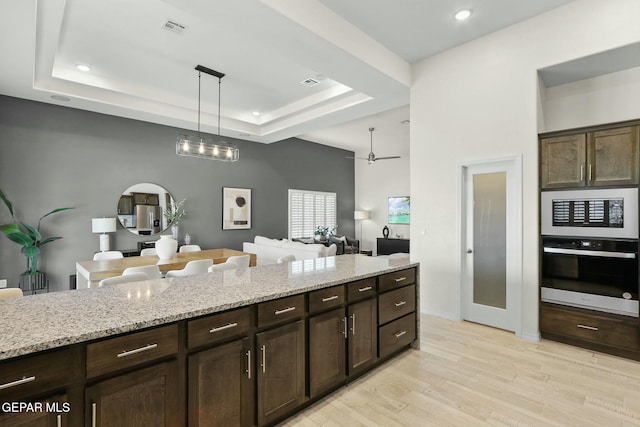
(135, 205, 163, 235)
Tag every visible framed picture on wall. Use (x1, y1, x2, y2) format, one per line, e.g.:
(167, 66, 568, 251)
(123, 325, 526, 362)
(222, 187, 252, 230)
(388, 196, 410, 224)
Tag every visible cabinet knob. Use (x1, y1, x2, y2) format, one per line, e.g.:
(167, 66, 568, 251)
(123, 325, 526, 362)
(466, 249, 473, 254)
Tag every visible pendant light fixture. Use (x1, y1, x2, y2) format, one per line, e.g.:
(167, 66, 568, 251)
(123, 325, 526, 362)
(176, 65, 239, 162)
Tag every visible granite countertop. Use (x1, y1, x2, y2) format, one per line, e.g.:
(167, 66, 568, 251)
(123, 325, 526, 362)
(0, 255, 418, 361)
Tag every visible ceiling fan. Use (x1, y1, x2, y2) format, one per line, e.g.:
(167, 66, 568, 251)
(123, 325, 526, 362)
(347, 127, 401, 164)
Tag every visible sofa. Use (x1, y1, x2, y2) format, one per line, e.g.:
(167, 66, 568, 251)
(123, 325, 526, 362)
(242, 235, 337, 266)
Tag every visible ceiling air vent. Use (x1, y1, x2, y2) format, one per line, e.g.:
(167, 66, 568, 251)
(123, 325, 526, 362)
(163, 19, 187, 34)
(300, 77, 319, 87)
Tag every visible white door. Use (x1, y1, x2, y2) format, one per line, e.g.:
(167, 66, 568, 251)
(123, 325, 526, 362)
(461, 158, 521, 333)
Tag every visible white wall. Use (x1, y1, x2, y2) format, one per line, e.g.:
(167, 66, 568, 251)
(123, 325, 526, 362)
(355, 155, 410, 254)
(410, 0, 640, 337)
(542, 65, 640, 132)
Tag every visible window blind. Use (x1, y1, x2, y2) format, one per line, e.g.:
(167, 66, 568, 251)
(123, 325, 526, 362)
(288, 189, 337, 239)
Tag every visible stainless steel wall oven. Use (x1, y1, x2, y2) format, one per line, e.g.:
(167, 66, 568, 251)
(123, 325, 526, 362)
(541, 188, 639, 317)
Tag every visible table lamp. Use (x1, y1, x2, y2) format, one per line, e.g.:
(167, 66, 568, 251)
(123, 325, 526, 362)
(92, 218, 117, 252)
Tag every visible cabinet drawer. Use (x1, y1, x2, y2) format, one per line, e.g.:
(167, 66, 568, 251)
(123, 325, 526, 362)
(540, 305, 640, 351)
(0, 349, 71, 400)
(378, 285, 415, 325)
(87, 324, 179, 379)
(309, 285, 345, 314)
(258, 294, 305, 328)
(188, 306, 253, 349)
(346, 278, 377, 302)
(379, 313, 416, 358)
(378, 268, 415, 293)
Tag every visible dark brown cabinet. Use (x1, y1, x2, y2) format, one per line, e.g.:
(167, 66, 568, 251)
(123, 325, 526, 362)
(308, 307, 346, 398)
(256, 320, 305, 426)
(117, 195, 133, 215)
(540, 125, 639, 189)
(188, 338, 254, 427)
(131, 192, 160, 206)
(86, 361, 180, 427)
(347, 298, 377, 375)
(377, 238, 410, 255)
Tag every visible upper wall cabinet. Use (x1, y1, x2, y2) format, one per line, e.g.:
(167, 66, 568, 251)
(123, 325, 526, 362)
(540, 125, 640, 189)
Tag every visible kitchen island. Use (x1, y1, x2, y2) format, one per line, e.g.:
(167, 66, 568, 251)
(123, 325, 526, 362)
(0, 255, 419, 426)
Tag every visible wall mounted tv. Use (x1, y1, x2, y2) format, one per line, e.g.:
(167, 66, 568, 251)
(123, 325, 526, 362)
(388, 196, 410, 225)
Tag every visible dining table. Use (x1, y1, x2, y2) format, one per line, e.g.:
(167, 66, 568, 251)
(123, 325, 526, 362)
(75, 248, 256, 288)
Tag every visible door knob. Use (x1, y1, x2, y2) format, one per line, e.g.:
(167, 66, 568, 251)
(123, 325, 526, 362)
(466, 249, 473, 253)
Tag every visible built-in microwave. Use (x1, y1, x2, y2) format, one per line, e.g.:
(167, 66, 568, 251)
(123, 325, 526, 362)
(541, 188, 638, 239)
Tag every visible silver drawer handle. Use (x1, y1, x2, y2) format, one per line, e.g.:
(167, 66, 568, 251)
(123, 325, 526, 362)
(261, 345, 266, 373)
(0, 375, 36, 390)
(246, 350, 251, 379)
(57, 414, 62, 427)
(358, 286, 372, 292)
(91, 402, 97, 427)
(394, 277, 407, 282)
(274, 306, 296, 315)
(117, 343, 158, 358)
(210, 322, 238, 333)
(322, 295, 339, 302)
(394, 301, 407, 307)
(577, 324, 598, 331)
(394, 330, 407, 338)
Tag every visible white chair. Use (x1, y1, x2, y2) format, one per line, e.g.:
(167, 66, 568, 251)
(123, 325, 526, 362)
(0, 288, 23, 300)
(165, 259, 213, 278)
(140, 248, 157, 257)
(179, 245, 202, 253)
(208, 262, 238, 272)
(93, 251, 124, 261)
(123, 265, 162, 280)
(277, 255, 296, 264)
(98, 272, 148, 287)
(225, 255, 250, 268)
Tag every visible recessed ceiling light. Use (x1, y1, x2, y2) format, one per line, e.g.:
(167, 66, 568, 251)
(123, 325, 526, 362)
(252, 111, 260, 116)
(454, 9, 472, 21)
(51, 95, 70, 102)
(76, 64, 91, 72)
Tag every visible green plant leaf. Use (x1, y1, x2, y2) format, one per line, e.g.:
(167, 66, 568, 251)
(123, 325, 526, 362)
(20, 222, 41, 242)
(40, 236, 63, 246)
(1, 226, 34, 246)
(39, 207, 75, 221)
(0, 188, 14, 217)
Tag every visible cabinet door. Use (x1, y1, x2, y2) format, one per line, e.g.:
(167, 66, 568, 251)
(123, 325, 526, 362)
(117, 195, 133, 215)
(540, 134, 587, 188)
(347, 298, 377, 376)
(309, 308, 346, 398)
(188, 337, 254, 427)
(0, 394, 68, 427)
(588, 126, 640, 186)
(86, 361, 179, 427)
(256, 320, 305, 426)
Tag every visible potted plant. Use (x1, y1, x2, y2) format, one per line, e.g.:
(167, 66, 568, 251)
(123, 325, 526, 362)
(314, 226, 336, 242)
(164, 199, 186, 240)
(0, 188, 74, 290)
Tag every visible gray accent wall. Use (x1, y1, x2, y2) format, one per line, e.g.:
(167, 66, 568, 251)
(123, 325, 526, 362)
(0, 95, 355, 291)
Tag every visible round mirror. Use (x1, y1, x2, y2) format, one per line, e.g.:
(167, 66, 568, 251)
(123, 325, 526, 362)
(116, 183, 175, 235)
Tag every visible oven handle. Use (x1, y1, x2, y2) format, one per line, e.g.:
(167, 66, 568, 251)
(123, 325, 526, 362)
(543, 247, 637, 259)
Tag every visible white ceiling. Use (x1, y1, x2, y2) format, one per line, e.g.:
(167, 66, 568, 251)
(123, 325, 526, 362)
(0, 0, 575, 156)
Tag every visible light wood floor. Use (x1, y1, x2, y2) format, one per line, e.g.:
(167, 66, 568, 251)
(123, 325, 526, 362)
(282, 314, 640, 426)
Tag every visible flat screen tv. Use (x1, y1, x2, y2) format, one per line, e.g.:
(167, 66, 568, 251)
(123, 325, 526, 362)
(388, 196, 410, 225)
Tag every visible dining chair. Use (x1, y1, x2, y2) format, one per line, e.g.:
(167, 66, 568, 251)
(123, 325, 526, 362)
(93, 251, 124, 261)
(277, 254, 296, 264)
(179, 245, 202, 253)
(98, 272, 149, 287)
(208, 262, 238, 272)
(165, 259, 213, 278)
(0, 288, 23, 300)
(123, 265, 162, 280)
(140, 248, 157, 256)
(225, 255, 250, 268)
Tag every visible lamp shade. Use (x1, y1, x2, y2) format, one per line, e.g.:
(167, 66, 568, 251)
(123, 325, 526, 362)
(92, 218, 116, 233)
(354, 210, 371, 220)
